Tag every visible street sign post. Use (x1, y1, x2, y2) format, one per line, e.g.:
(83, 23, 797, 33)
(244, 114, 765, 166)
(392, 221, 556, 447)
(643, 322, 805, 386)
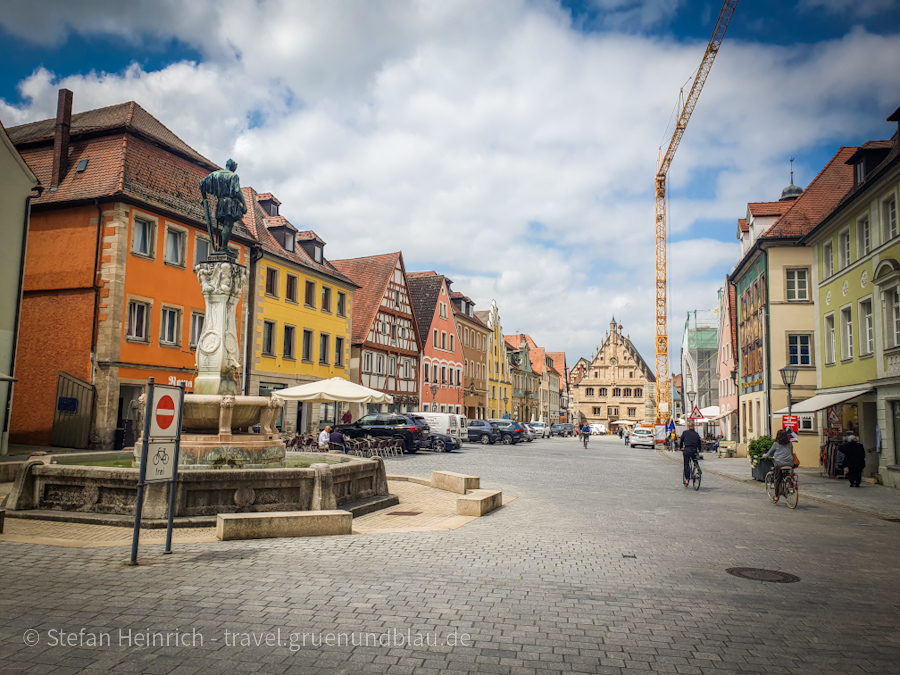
(129, 379, 185, 565)
(781, 415, 799, 433)
(688, 405, 704, 421)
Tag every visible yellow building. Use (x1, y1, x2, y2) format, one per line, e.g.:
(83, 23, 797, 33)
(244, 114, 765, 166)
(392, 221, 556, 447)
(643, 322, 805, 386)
(242, 190, 358, 433)
(476, 300, 512, 418)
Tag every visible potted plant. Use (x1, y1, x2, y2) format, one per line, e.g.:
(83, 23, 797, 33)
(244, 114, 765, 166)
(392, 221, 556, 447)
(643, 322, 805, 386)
(748, 435, 774, 481)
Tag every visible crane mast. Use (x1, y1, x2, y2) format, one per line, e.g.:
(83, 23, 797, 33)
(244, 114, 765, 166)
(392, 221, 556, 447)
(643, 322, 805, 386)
(655, 0, 738, 423)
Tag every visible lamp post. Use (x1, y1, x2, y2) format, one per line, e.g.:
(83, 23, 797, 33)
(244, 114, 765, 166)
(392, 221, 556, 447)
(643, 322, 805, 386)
(687, 389, 696, 415)
(779, 365, 799, 416)
(502, 394, 509, 418)
(430, 383, 438, 412)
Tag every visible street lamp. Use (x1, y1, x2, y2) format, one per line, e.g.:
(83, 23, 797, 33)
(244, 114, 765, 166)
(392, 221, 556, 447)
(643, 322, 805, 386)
(687, 389, 696, 414)
(502, 394, 509, 418)
(779, 365, 799, 416)
(430, 383, 438, 412)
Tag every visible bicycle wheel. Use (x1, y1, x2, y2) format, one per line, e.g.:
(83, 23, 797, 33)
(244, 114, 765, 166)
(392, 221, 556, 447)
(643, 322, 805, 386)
(783, 475, 799, 509)
(583, 436, 588, 448)
(692, 462, 702, 490)
(765, 471, 777, 502)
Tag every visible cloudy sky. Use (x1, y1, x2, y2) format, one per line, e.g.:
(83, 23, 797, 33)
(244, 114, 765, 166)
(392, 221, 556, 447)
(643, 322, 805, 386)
(2, 0, 900, 374)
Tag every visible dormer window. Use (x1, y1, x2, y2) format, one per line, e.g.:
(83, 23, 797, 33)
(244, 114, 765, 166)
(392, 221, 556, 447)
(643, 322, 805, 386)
(855, 160, 865, 186)
(314, 246, 322, 263)
(284, 235, 294, 252)
(268, 203, 278, 217)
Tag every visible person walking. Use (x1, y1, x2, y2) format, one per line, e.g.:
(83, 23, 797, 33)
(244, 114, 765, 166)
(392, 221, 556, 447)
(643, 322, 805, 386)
(764, 429, 795, 501)
(623, 427, 630, 445)
(841, 434, 866, 488)
(679, 422, 702, 486)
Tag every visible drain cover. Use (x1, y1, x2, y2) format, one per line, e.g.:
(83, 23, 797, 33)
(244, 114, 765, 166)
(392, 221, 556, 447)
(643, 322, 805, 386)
(387, 511, 421, 516)
(726, 567, 800, 583)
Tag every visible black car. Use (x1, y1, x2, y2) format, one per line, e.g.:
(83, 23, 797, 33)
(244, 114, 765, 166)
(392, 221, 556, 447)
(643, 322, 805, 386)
(466, 419, 501, 444)
(422, 431, 461, 453)
(337, 413, 429, 453)
(549, 424, 566, 437)
(488, 419, 526, 445)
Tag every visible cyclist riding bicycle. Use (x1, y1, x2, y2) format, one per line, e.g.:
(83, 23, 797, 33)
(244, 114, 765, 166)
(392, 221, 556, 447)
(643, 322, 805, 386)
(679, 422, 702, 487)
(764, 429, 794, 502)
(580, 423, 591, 447)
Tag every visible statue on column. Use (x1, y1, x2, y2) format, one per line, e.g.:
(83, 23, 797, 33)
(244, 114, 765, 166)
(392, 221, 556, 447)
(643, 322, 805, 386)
(200, 158, 247, 256)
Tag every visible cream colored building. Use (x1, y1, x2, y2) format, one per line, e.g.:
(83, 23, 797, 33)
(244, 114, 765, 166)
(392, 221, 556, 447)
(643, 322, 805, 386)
(572, 319, 656, 428)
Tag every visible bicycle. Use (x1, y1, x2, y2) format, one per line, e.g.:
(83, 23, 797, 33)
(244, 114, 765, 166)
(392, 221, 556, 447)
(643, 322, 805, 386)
(582, 433, 589, 449)
(765, 466, 798, 508)
(683, 454, 701, 490)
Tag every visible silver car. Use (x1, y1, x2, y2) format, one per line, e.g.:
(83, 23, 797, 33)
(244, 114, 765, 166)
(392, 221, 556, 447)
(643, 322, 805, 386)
(529, 422, 550, 438)
(522, 424, 536, 442)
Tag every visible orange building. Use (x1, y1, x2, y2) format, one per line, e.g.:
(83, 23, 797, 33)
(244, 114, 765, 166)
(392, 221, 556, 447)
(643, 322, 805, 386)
(8, 90, 253, 449)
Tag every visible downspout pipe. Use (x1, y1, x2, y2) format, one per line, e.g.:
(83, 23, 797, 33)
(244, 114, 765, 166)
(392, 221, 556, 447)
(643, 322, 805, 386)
(2, 189, 39, 456)
(763, 248, 772, 437)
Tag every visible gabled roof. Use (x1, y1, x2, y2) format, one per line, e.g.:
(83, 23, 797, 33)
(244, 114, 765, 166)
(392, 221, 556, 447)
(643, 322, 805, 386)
(452, 301, 488, 329)
(241, 187, 356, 286)
(762, 146, 857, 239)
(8, 100, 216, 169)
(332, 252, 412, 345)
(474, 310, 490, 326)
(747, 201, 792, 218)
(738, 218, 748, 233)
(297, 230, 325, 244)
(406, 272, 448, 346)
(264, 215, 297, 231)
(845, 139, 892, 166)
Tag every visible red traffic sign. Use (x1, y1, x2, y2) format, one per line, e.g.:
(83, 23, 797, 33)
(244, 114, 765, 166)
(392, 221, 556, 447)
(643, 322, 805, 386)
(688, 405, 704, 421)
(156, 395, 175, 429)
(782, 415, 799, 433)
(149, 384, 183, 439)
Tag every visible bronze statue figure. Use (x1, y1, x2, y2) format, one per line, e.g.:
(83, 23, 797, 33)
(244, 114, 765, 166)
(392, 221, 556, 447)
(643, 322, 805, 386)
(200, 158, 247, 255)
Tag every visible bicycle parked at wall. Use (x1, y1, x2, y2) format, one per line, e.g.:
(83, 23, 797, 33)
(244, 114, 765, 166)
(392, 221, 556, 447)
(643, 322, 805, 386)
(765, 466, 799, 508)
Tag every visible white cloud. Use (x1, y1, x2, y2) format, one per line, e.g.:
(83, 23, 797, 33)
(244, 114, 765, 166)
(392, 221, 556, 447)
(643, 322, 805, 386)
(1, 2, 898, 374)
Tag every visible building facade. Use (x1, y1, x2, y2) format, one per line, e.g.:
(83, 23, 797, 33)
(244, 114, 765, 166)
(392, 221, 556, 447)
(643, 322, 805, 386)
(451, 291, 489, 419)
(680, 310, 719, 415)
(332, 252, 421, 414)
(477, 301, 512, 419)
(572, 319, 656, 428)
(407, 272, 465, 414)
(506, 335, 539, 422)
(242, 189, 357, 432)
(547, 352, 568, 424)
(716, 285, 739, 440)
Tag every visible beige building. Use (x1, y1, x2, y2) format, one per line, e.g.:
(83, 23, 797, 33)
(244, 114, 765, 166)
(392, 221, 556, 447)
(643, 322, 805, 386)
(572, 319, 656, 428)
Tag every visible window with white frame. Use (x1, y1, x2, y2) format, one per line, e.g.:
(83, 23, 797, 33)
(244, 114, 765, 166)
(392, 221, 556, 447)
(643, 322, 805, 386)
(189, 312, 204, 348)
(825, 314, 835, 364)
(441, 332, 447, 349)
(402, 359, 410, 379)
(375, 354, 384, 374)
(786, 269, 808, 301)
(883, 196, 897, 241)
(892, 289, 900, 348)
(363, 351, 373, 373)
(164, 226, 186, 266)
(388, 356, 396, 376)
(860, 298, 874, 355)
(195, 236, 210, 265)
(126, 300, 150, 341)
(132, 217, 155, 257)
(823, 241, 834, 277)
(788, 334, 811, 366)
(440, 302, 447, 318)
(433, 329, 439, 348)
(449, 334, 455, 352)
(799, 415, 813, 431)
(262, 320, 276, 356)
(160, 307, 181, 346)
(840, 307, 853, 360)
(857, 215, 870, 256)
(838, 229, 851, 269)
(283, 325, 296, 359)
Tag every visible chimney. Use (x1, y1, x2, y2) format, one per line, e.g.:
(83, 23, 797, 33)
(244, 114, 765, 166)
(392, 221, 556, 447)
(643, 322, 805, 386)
(51, 88, 74, 188)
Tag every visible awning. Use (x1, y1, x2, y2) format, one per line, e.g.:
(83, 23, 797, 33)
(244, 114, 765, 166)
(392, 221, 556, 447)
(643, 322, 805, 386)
(774, 388, 873, 415)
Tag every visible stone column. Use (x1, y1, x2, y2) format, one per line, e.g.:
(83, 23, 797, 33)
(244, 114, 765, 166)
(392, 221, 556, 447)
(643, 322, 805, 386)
(194, 261, 248, 396)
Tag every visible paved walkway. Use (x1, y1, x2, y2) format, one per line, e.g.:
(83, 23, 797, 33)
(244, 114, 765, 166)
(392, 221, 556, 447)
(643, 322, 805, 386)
(2, 436, 900, 675)
(661, 448, 900, 520)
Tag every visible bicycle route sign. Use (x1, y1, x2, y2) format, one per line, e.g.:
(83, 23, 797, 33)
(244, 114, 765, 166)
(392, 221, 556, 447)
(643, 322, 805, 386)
(149, 384, 183, 439)
(145, 441, 176, 483)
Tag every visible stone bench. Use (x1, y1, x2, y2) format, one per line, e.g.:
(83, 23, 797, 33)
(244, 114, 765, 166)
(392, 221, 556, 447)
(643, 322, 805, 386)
(456, 490, 502, 517)
(216, 510, 352, 541)
(431, 471, 479, 494)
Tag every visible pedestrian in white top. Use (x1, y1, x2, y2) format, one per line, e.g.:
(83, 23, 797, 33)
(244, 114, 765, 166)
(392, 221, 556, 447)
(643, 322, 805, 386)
(319, 426, 331, 450)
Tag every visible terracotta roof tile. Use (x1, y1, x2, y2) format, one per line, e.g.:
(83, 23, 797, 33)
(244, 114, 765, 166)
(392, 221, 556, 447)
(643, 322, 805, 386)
(297, 230, 325, 243)
(762, 146, 857, 239)
(738, 218, 748, 233)
(332, 252, 412, 345)
(406, 273, 447, 345)
(451, 302, 487, 329)
(256, 192, 280, 204)
(747, 201, 792, 218)
(264, 215, 297, 231)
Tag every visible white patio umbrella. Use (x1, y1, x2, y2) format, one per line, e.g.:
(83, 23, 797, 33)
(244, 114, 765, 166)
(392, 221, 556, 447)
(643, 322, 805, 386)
(276, 377, 393, 404)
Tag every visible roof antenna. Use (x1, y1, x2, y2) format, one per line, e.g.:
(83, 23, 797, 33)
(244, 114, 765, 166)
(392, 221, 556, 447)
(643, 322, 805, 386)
(790, 156, 795, 184)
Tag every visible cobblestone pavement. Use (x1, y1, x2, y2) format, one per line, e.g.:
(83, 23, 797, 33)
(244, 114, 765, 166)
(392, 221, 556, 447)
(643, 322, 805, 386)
(2, 435, 900, 674)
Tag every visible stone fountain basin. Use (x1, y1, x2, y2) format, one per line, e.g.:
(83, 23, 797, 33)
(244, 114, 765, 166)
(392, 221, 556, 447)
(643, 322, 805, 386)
(182, 394, 271, 433)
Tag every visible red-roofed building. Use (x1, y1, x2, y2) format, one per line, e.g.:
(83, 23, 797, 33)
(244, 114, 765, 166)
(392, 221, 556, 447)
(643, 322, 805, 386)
(6, 90, 255, 450)
(406, 271, 465, 414)
(732, 147, 857, 465)
(716, 282, 738, 440)
(331, 252, 421, 413)
(450, 291, 489, 419)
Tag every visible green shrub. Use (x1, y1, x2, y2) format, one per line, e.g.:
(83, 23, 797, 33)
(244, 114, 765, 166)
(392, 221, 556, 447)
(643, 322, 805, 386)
(747, 435, 774, 466)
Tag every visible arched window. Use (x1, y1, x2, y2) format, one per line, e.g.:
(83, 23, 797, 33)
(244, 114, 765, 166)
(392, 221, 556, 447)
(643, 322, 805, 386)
(612, 387, 621, 397)
(599, 387, 608, 397)
(623, 388, 632, 397)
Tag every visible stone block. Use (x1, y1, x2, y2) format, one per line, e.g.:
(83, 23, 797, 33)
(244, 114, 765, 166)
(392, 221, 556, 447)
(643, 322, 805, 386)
(456, 489, 502, 517)
(216, 510, 352, 540)
(431, 471, 479, 494)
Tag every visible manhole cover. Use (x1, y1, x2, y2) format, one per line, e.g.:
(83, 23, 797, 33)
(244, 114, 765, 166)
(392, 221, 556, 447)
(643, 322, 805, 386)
(726, 567, 800, 583)
(387, 511, 421, 516)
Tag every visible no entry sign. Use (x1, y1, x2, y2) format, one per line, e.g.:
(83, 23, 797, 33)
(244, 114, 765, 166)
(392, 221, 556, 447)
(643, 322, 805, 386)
(149, 384, 183, 438)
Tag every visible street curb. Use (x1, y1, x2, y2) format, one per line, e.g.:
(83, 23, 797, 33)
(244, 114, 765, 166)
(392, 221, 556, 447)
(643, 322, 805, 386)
(656, 448, 899, 522)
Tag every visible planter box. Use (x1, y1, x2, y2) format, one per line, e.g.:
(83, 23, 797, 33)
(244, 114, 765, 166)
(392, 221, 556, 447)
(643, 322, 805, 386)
(752, 459, 774, 482)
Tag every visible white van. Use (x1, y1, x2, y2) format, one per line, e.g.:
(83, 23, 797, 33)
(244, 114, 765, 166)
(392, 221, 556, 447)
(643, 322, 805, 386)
(590, 423, 606, 435)
(418, 412, 462, 442)
(455, 414, 468, 442)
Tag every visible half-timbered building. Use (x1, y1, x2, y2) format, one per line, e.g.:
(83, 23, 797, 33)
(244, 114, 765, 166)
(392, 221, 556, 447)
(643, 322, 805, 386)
(332, 252, 421, 413)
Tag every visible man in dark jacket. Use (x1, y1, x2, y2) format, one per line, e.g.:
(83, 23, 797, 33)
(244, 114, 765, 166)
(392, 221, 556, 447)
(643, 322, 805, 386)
(679, 422, 702, 486)
(841, 434, 866, 487)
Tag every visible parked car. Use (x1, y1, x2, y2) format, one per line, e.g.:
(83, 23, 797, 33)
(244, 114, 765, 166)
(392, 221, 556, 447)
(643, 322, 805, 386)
(629, 427, 655, 448)
(422, 431, 460, 453)
(561, 423, 575, 437)
(337, 413, 429, 453)
(521, 425, 536, 442)
(488, 419, 526, 445)
(466, 419, 501, 444)
(417, 412, 462, 443)
(549, 424, 565, 437)
(529, 421, 550, 438)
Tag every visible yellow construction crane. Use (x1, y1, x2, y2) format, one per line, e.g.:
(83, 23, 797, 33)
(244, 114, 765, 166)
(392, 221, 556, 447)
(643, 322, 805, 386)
(655, 0, 738, 424)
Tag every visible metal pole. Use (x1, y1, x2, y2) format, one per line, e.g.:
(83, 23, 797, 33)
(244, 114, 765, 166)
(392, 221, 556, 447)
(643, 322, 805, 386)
(129, 377, 154, 566)
(787, 383, 792, 417)
(164, 383, 185, 555)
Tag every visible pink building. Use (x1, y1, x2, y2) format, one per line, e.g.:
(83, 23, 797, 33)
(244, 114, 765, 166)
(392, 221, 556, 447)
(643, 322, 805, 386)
(717, 282, 739, 440)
